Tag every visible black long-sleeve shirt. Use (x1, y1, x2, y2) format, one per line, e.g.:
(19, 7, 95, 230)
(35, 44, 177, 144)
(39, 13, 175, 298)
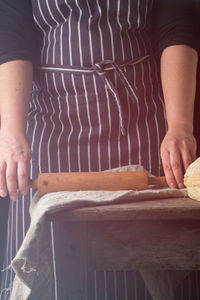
(0, 0, 199, 65)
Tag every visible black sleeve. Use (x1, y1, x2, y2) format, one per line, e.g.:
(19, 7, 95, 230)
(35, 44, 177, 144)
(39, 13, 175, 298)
(0, 0, 37, 65)
(151, 0, 199, 57)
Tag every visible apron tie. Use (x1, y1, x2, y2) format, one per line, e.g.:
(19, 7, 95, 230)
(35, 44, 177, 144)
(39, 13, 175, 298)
(92, 56, 150, 135)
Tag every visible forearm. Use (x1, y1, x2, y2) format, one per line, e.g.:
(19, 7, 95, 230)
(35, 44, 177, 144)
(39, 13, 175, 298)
(0, 60, 33, 135)
(161, 45, 198, 132)
(160, 45, 198, 188)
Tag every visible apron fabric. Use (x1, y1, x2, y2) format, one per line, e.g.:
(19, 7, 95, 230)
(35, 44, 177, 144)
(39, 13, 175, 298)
(1, 0, 199, 299)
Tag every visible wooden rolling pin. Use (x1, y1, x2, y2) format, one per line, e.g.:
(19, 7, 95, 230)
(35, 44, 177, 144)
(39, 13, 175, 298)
(29, 172, 167, 195)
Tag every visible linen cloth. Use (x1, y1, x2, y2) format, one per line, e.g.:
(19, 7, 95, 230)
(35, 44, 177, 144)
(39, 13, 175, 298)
(10, 166, 187, 300)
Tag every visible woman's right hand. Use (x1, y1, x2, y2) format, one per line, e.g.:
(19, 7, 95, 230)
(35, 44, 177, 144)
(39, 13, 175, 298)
(0, 131, 32, 201)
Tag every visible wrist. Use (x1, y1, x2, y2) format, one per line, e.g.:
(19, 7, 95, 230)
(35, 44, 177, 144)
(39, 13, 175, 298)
(167, 122, 194, 134)
(0, 117, 27, 136)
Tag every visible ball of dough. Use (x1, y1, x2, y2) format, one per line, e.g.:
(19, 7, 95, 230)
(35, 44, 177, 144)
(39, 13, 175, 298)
(184, 157, 200, 200)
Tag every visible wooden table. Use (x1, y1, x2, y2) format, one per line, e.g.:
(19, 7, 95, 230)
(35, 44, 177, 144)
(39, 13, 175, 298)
(47, 196, 200, 300)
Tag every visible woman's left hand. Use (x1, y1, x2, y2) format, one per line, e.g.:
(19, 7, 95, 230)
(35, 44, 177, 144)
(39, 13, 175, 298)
(160, 127, 197, 189)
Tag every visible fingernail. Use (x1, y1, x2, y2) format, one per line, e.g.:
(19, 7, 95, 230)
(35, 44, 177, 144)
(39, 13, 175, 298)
(11, 197, 17, 201)
(0, 189, 6, 197)
(170, 183, 176, 189)
(21, 190, 27, 196)
(178, 183, 184, 189)
(11, 194, 18, 201)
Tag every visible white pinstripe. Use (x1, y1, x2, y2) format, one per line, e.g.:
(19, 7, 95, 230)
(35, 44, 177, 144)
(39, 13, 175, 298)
(9, 203, 14, 290)
(103, 75, 123, 137)
(94, 270, 98, 300)
(106, 0, 115, 60)
(21, 195, 25, 240)
(124, 4, 143, 166)
(46, 0, 59, 64)
(117, 0, 125, 61)
(147, 61, 162, 174)
(45, 72, 56, 172)
(126, 0, 134, 58)
(115, 5, 122, 167)
(60, 73, 73, 172)
(137, 0, 141, 29)
(34, 89, 48, 173)
(133, 34, 144, 166)
(93, 74, 102, 171)
(52, 72, 65, 172)
(1, 206, 11, 295)
(15, 199, 18, 253)
(29, 87, 40, 173)
(130, 73, 142, 166)
(72, 1, 85, 172)
(33, 14, 46, 64)
(138, 0, 148, 34)
(37, 0, 52, 64)
(74, 0, 83, 67)
(114, 271, 118, 300)
(105, 86, 112, 170)
(153, 58, 168, 131)
(50, 222, 58, 300)
(55, 0, 66, 65)
(82, 75, 92, 172)
(96, 0, 105, 61)
(123, 271, 128, 300)
(40, 66, 95, 73)
(144, 0, 149, 30)
(107, 1, 121, 167)
(64, 0, 73, 65)
(116, 74, 122, 167)
(133, 33, 141, 57)
(126, 93, 132, 165)
(85, 0, 94, 65)
(71, 74, 83, 172)
(141, 63, 152, 172)
(134, 270, 138, 300)
(126, 0, 136, 166)
(36, 92, 48, 173)
(104, 270, 108, 300)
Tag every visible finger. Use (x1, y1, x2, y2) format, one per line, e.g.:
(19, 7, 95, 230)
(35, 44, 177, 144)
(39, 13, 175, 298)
(17, 158, 29, 195)
(189, 140, 197, 163)
(0, 161, 8, 197)
(180, 142, 194, 173)
(6, 161, 18, 201)
(161, 149, 177, 188)
(169, 149, 184, 188)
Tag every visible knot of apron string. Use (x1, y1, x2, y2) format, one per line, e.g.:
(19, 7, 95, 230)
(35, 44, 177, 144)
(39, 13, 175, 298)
(92, 55, 150, 135)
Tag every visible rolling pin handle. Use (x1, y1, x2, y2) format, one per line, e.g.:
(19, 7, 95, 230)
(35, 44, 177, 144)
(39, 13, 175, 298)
(29, 178, 38, 189)
(148, 176, 167, 186)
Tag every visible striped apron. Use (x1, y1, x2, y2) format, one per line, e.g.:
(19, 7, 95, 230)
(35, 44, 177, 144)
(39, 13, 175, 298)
(1, 0, 200, 299)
